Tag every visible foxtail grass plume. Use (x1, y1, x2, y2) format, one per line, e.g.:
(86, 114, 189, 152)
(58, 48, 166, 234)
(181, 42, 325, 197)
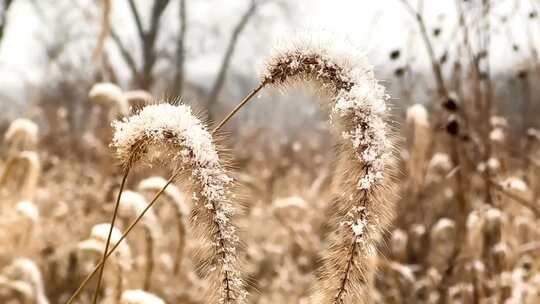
(124, 90, 154, 111)
(3, 118, 38, 153)
(89, 82, 130, 118)
(0, 258, 49, 304)
(262, 36, 396, 303)
(428, 218, 457, 273)
(118, 190, 161, 290)
(138, 176, 188, 274)
(89, 223, 132, 266)
(111, 103, 246, 303)
(82, 223, 132, 302)
(0, 150, 41, 200)
(406, 104, 431, 194)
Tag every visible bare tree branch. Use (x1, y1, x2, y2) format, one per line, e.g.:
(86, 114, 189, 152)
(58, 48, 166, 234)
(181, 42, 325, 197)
(206, 0, 258, 119)
(92, 0, 112, 62)
(0, 0, 15, 44)
(174, 0, 187, 94)
(140, 0, 171, 88)
(128, 0, 145, 38)
(399, 0, 447, 98)
(111, 28, 138, 77)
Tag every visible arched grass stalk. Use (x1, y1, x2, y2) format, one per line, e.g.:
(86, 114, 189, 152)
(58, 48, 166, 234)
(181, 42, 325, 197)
(261, 38, 395, 303)
(66, 95, 246, 303)
(209, 36, 396, 303)
(80, 102, 247, 304)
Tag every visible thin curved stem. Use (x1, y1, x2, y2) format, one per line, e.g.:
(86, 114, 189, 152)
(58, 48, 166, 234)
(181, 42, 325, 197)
(91, 166, 130, 304)
(212, 81, 267, 133)
(66, 173, 177, 304)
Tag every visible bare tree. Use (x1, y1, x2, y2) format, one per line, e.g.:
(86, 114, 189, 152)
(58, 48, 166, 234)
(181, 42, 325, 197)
(0, 0, 15, 45)
(113, 0, 172, 89)
(206, 0, 258, 121)
(173, 0, 187, 95)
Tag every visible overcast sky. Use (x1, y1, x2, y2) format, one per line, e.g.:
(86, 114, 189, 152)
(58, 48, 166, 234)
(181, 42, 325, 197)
(0, 0, 537, 116)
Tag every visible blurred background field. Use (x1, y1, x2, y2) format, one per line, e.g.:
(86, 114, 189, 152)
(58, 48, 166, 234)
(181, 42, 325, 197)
(1, 0, 540, 303)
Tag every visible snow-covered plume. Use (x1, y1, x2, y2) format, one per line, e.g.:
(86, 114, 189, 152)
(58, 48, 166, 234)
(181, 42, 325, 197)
(111, 103, 246, 304)
(262, 36, 395, 303)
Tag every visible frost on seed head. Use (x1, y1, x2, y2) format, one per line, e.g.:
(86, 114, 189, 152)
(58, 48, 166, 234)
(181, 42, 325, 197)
(112, 103, 245, 303)
(263, 36, 391, 191)
(112, 104, 220, 170)
(120, 289, 165, 304)
(263, 35, 395, 302)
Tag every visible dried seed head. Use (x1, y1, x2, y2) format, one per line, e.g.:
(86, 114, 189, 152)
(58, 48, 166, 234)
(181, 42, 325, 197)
(4, 118, 38, 150)
(85, 224, 133, 275)
(406, 104, 431, 193)
(89, 82, 129, 116)
(138, 176, 188, 215)
(465, 211, 485, 259)
(263, 36, 395, 303)
(124, 90, 154, 111)
(1, 259, 49, 304)
(390, 229, 408, 263)
(428, 218, 457, 272)
(112, 103, 246, 303)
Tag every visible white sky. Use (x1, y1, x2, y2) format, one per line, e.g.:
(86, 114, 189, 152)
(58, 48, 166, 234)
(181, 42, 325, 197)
(0, 0, 537, 116)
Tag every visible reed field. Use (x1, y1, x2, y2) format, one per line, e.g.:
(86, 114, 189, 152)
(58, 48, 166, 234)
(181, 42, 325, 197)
(0, 0, 539, 303)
